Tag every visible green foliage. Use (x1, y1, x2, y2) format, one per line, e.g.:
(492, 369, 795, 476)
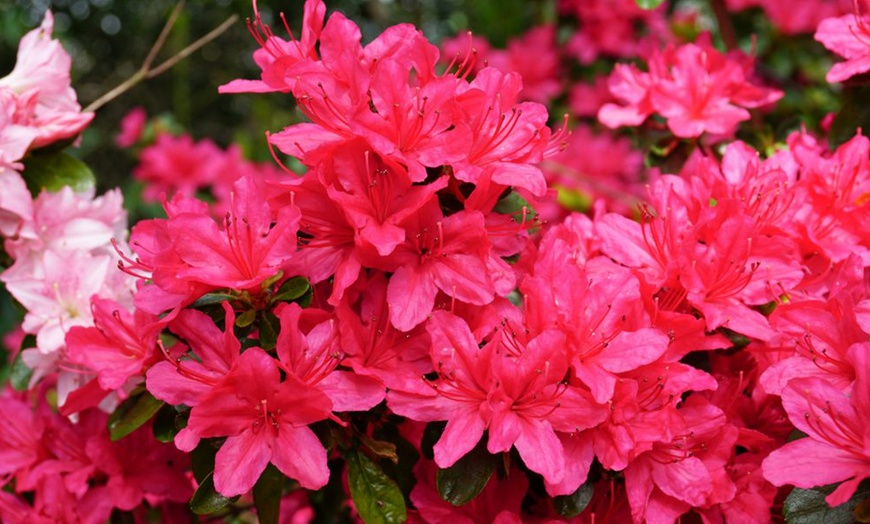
(21, 150, 96, 195)
(436, 438, 499, 506)
(253, 464, 284, 524)
(8, 334, 37, 391)
(554, 481, 595, 518)
(107, 390, 165, 441)
(784, 481, 870, 524)
(190, 472, 239, 515)
(347, 449, 408, 524)
(635, 0, 666, 9)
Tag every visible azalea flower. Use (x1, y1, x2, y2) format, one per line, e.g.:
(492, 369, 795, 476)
(185, 348, 333, 496)
(762, 344, 870, 506)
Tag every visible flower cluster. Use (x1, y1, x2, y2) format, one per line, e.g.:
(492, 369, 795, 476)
(1, 0, 869, 523)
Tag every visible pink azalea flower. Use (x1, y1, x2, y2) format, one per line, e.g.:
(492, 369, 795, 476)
(442, 67, 551, 196)
(275, 302, 385, 412)
(0, 392, 43, 483)
(0, 92, 37, 169)
(146, 302, 240, 410)
(0, 11, 93, 148)
(133, 134, 226, 201)
(2, 250, 110, 356)
(624, 396, 739, 523)
(124, 174, 299, 314)
(336, 272, 432, 391)
(762, 345, 870, 507)
(64, 298, 163, 392)
(115, 106, 146, 148)
(186, 347, 333, 496)
(218, 0, 326, 94)
(751, 0, 853, 35)
(523, 249, 670, 403)
(381, 204, 497, 331)
(319, 140, 446, 256)
(599, 37, 782, 139)
(559, 0, 671, 63)
(268, 173, 361, 305)
(816, 7, 870, 82)
(388, 311, 607, 485)
(0, 169, 33, 239)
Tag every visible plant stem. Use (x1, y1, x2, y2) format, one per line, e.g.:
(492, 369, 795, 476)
(83, 2, 237, 113)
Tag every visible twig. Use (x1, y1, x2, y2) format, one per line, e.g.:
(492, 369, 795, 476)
(709, 0, 738, 51)
(148, 15, 238, 78)
(83, 2, 238, 113)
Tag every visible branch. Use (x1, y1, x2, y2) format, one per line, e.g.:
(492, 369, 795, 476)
(83, 3, 238, 113)
(709, 0, 738, 51)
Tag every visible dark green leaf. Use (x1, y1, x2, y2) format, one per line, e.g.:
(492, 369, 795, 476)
(21, 151, 96, 195)
(10, 335, 36, 390)
(554, 481, 595, 518)
(190, 472, 238, 515)
(635, 0, 665, 8)
(259, 310, 280, 351)
(190, 439, 219, 484)
(436, 437, 498, 506)
(271, 276, 310, 304)
(107, 391, 165, 441)
(109, 509, 135, 524)
(347, 449, 407, 524)
(420, 421, 445, 460)
(152, 404, 182, 443)
(253, 464, 284, 524)
(235, 309, 257, 328)
(784, 481, 870, 524)
(191, 292, 237, 308)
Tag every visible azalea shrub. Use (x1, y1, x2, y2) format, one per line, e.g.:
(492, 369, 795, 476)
(2, 0, 870, 523)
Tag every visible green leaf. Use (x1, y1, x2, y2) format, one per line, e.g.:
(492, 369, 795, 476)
(420, 421, 446, 460)
(271, 276, 310, 304)
(190, 439, 219, 484)
(253, 464, 284, 524)
(190, 472, 238, 515)
(258, 310, 280, 351)
(260, 270, 285, 292)
(235, 309, 257, 328)
(21, 151, 96, 195)
(152, 404, 182, 443)
(494, 190, 537, 223)
(191, 292, 237, 308)
(436, 438, 498, 506)
(554, 481, 595, 518)
(635, 0, 665, 8)
(10, 335, 36, 390)
(784, 481, 870, 524)
(347, 449, 408, 524)
(107, 391, 165, 441)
